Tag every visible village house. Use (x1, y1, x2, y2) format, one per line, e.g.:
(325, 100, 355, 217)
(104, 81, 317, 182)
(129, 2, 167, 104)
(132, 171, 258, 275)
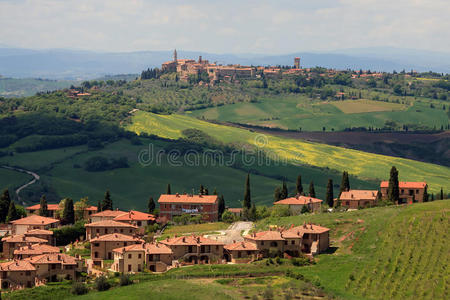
(380, 181, 427, 203)
(84, 220, 138, 240)
(0, 260, 37, 289)
(282, 223, 330, 255)
(89, 209, 126, 223)
(14, 243, 60, 259)
(23, 229, 54, 245)
(2, 235, 49, 258)
(274, 195, 323, 214)
(26, 203, 97, 220)
(10, 215, 60, 235)
(24, 253, 83, 282)
(90, 233, 144, 261)
(227, 208, 243, 218)
(112, 242, 173, 273)
(160, 235, 224, 264)
(158, 193, 219, 222)
(338, 190, 380, 209)
(244, 230, 286, 257)
(223, 241, 258, 263)
(113, 210, 156, 231)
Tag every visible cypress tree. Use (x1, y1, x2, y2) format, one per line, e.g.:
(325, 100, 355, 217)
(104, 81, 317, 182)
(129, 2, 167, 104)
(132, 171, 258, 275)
(423, 186, 429, 202)
(280, 180, 288, 199)
(326, 179, 334, 207)
(148, 197, 155, 214)
(274, 187, 282, 202)
(62, 198, 75, 225)
(38, 195, 48, 217)
(249, 203, 257, 221)
(166, 184, 171, 195)
(97, 200, 102, 212)
(440, 187, 444, 200)
(0, 189, 11, 223)
(102, 190, 113, 211)
(243, 174, 251, 210)
(295, 175, 303, 195)
(387, 166, 400, 203)
(431, 193, 435, 201)
(6, 201, 19, 223)
(309, 181, 316, 198)
(199, 184, 204, 195)
(218, 195, 225, 220)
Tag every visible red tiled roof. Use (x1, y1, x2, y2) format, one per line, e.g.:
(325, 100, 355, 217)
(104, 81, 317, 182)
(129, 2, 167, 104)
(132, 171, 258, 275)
(14, 243, 60, 255)
(0, 260, 36, 271)
(90, 233, 144, 242)
(160, 235, 224, 246)
(90, 209, 127, 217)
(113, 242, 172, 254)
(380, 181, 427, 189)
(24, 253, 77, 265)
(85, 220, 137, 228)
(245, 230, 285, 241)
(283, 223, 330, 236)
(24, 229, 53, 236)
(2, 234, 48, 243)
(224, 241, 258, 251)
(113, 210, 156, 222)
(158, 194, 218, 204)
(26, 204, 59, 211)
(274, 196, 323, 205)
(339, 190, 379, 201)
(10, 215, 59, 226)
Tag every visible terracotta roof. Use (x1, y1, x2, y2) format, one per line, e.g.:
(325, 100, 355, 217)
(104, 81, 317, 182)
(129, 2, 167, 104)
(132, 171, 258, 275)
(339, 190, 379, 201)
(113, 242, 172, 255)
(0, 260, 36, 271)
(24, 229, 53, 236)
(227, 208, 243, 213)
(2, 234, 48, 243)
(14, 243, 60, 255)
(113, 210, 156, 222)
(158, 194, 218, 204)
(10, 215, 59, 226)
(26, 204, 59, 211)
(161, 235, 224, 246)
(90, 233, 144, 243)
(380, 181, 427, 189)
(224, 241, 258, 251)
(85, 220, 137, 228)
(24, 253, 77, 265)
(90, 209, 127, 217)
(85, 206, 98, 211)
(274, 196, 323, 205)
(283, 223, 330, 236)
(244, 230, 285, 241)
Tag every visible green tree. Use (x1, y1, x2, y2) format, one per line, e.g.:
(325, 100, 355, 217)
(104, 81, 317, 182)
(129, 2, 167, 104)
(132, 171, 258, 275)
(423, 186, 429, 202)
(62, 198, 75, 225)
(221, 210, 236, 223)
(147, 197, 155, 214)
(6, 201, 20, 223)
(295, 175, 303, 195)
(218, 195, 225, 220)
(326, 179, 334, 207)
(199, 184, 205, 195)
(166, 184, 171, 194)
(0, 189, 11, 223)
(309, 181, 316, 198)
(280, 180, 288, 199)
(387, 166, 400, 203)
(38, 195, 48, 217)
(274, 187, 282, 202)
(249, 203, 257, 221)
(102, 190, 113, 211)
(339, 171, 350, 196)
(243, 174, 251, 210)
(74, 197, 89, 221)
(439, 187, 444, 200)
(97, 200, 102, 212)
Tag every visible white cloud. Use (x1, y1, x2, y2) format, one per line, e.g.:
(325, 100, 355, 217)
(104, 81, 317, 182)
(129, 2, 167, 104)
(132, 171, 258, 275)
(0, 0, 448, 53)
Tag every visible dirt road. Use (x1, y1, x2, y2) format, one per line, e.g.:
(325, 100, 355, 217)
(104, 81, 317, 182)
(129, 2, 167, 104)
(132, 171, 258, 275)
(204, 221, 253, 244)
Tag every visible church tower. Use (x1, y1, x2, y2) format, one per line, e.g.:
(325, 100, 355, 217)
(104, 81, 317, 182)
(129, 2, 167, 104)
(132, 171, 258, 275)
(173, 49, 177, 62)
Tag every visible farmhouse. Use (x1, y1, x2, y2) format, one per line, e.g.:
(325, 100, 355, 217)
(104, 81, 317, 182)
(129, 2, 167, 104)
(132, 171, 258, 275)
(14, 243, 60, 259)
(90, 233, 144, 261)
(380, 181, 427, 203)
(10, 215, 60, 235)
(283, 223, 330, 254)
(338, 190, 380, 209)
(0, 260, 37, 289)
(84, 220, 138, 240)
(2, 235, 49, 258)
(158, 193, 219, 222)
(112, 242, 173, 273)
(244, 230, 286, 256)
(113, 210, 156, 230)
(274, 195, 323, 214)
(23, 229, 54, 245)
(160, 235, 224, 264)
(89, 209, 126, 223)
(24, 253, 83, 282)
(223, 241, 259, 263)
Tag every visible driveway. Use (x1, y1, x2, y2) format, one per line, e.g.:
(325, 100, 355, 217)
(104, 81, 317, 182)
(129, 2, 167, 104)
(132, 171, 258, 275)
(204, 221, 253, 244)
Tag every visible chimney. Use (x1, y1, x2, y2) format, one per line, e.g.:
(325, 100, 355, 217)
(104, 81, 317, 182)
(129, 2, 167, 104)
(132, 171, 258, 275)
(182, 237, 185, 243)
(233, 240, 236, 243)
(176, 193, 180, 197)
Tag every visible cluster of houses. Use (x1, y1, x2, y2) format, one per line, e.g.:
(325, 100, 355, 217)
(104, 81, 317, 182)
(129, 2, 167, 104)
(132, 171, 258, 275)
(0, 180, 428, 291)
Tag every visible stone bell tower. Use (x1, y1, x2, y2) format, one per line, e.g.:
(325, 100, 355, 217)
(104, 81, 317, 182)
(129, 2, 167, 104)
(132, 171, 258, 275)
(173, 49, 178, 62)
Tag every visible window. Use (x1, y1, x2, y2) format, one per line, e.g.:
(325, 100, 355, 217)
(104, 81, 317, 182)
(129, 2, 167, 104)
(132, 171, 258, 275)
(261, 241, 264, 246)
(25, 271, 31, 276)
(138, 254, 142, 259)
(128, 265, 131, 272)
(128, 254, 132, 259)
(94, 243, 100, 247)
(401, 189, 404, 193)
(416, 189, 419, 194)
(284, 241, 288, 245)
(96, 229, 100, 233)
(291, 240, 295, 245)
(137, 221, 142, 226)
(95, 252, 99, 258)
(120, 229, 123, 233)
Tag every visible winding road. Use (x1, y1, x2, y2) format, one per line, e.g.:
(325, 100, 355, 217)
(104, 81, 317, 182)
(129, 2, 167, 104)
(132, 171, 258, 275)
(1, 165, 40, 205)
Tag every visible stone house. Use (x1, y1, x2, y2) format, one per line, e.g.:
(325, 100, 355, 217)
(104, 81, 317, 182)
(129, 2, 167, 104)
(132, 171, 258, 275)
(243, 230, 286, 257)
(113, 210, 156, 231)
(84, 220, 138, 240)
(338, 190, 380, 209)
(274, 195, 323, 214)
(282, 223, 330, 255)
(158, 194, 219, 222)
(24, 253, 83, 282)
(380, 181, 427, 203)
(223, 241, 258, 263)
(14, 243, 60, 259)
(160, 235, 224, 264)
(90, 233, 144, 261)
(24, 229, 54, 245)
(2, 235, 48, 258)
(0, 260, 36, 289)
(89, 209, 127, 223)
(10, 215, 60, 235)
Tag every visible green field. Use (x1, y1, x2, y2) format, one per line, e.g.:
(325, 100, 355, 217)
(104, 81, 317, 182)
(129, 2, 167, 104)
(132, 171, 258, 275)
(127, 111, 450, 194)
(0, 167, 33, 193)
(188, 95, 448, 131)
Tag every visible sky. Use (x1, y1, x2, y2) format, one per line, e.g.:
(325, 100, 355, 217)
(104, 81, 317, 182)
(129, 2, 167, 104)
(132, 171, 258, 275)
(0, 0, 449, 54)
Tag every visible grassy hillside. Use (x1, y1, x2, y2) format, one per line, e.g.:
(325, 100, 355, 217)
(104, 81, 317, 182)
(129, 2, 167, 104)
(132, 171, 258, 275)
(256, 199, 450, 299)
(127, 111, 450, 193)
(0, 77, 76, 97)
(188, 95, 449, 131)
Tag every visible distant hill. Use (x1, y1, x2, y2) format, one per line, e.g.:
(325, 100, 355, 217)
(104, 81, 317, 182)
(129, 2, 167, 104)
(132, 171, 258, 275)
(0, 47, 449, 79)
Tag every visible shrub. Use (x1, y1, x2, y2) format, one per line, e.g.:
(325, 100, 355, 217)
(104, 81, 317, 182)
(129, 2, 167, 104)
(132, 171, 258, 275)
(71, 282, 88, 295)
(221, 211, 236, 223)
(119, 274, 133, 286)
(291, 256, 310, 266)
(94, 275, 111, 291)
(262, 286, 274, 300)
